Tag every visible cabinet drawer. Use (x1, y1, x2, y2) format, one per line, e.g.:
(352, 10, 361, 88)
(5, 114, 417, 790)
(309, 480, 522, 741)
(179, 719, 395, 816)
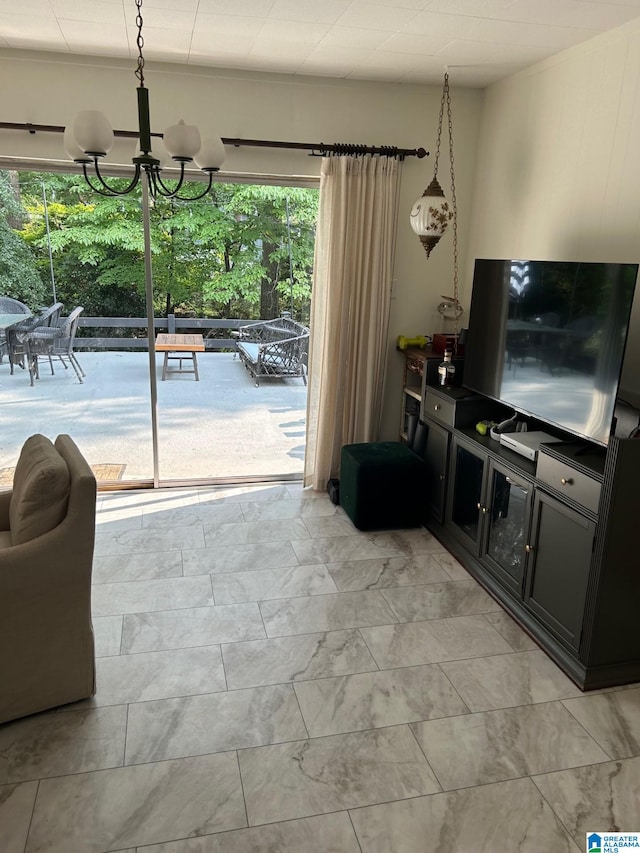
(536, 453, 601, 514)
(423, 389, 456, 427)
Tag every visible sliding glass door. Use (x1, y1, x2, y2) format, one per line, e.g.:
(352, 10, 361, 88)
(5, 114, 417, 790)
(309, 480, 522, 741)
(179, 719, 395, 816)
(0, 167, 318, 487)
(152, 182, 316, 481)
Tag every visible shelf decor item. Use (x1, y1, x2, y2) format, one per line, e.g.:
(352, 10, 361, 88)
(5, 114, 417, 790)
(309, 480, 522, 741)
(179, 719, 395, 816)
(437, 294, 463, 322)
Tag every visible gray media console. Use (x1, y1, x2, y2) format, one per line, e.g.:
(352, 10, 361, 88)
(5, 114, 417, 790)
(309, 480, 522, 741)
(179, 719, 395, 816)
(419, 381, 640, 690)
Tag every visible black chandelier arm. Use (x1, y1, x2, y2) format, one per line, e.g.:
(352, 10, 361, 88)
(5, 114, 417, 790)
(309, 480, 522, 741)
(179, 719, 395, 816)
(149, 167, 214, 201)
(171, 171, 215, 202)
(84, 159, 142, 196)
(149, 163, 188, 198)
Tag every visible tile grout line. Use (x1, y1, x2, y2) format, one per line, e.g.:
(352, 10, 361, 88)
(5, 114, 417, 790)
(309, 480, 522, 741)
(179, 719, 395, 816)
(559, 697, 618, 761)
(22, 777, 40, 853)
(405, 719, 446, 793)
(356, 627, 382, 672)
(528, 772, 583, 849)
(347, 808, 365, 853)
(234, 749, 250, 834)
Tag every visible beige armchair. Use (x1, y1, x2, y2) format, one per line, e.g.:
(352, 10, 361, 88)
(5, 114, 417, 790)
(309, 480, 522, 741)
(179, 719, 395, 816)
(0, 434, 97, 724)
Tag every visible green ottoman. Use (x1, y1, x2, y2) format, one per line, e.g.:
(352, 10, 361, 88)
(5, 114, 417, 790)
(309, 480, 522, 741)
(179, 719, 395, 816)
(340, 441, 426, 531)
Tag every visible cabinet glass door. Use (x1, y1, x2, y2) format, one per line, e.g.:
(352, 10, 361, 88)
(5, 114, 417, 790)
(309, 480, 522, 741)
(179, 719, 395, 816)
(449, 440, 486, 548)
(484, 464, 531, 593)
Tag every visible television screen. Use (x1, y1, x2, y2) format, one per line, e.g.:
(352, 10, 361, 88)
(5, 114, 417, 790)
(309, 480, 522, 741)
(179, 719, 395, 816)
(464, 259, 638, 445)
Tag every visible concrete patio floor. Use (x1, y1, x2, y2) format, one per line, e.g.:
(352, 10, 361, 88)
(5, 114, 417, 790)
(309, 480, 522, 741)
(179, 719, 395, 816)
(0, 351, 307, 484)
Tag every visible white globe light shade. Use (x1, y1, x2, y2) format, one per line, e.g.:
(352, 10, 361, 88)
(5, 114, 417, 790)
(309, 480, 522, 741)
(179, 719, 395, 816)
(72, 110, 114, 157)
(194, 137, 225, 171)
(63, 125, 91, 163)
(163, 120, 201, 160)
(409, 177, 453, 258)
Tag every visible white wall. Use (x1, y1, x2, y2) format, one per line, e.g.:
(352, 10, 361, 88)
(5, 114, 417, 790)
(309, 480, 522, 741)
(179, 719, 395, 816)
(0, 49, 483, 438)
(467, 18, 640, 406)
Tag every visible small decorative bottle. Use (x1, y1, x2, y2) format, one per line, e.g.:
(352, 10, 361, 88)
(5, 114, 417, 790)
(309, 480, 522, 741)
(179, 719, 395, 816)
(438, 349, 456, 387)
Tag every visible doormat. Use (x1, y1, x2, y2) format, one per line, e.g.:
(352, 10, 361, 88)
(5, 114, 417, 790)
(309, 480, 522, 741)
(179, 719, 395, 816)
(0, 463, 126, 487)
(91, 464, 127, 481)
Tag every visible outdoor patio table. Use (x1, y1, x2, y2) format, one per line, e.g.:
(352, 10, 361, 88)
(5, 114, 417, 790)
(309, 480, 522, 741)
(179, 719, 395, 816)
(0, 313, 31, 330)
(155, 333, 205, 380)
(0, 314, 33, 366)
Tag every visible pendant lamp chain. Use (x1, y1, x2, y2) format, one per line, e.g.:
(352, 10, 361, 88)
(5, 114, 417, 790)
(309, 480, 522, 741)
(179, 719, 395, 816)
(432, 72, 446, 179)
(64, 0, 227, 200)
(444, 72, 460, 338)
(135, 0, 145, 88)
(409, 71, 458, 266)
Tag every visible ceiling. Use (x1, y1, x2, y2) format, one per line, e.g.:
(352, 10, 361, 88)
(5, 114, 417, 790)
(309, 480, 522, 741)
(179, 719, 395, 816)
(2, 0, 640, 87)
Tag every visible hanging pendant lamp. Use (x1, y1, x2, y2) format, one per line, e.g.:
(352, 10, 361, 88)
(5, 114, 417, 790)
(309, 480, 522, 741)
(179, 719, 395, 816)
(64, 0, 225, 201)
(410, 71, 456, 258)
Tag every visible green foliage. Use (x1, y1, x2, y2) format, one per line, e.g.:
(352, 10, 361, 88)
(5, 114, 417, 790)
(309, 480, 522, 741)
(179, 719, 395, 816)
(0, 172, 47, 307)
(4, 170, 318, 323)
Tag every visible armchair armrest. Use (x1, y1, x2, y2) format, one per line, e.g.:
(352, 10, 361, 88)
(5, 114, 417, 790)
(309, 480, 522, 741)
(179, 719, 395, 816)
(26, 326, 59, 358)
(0, 490, 11, 530)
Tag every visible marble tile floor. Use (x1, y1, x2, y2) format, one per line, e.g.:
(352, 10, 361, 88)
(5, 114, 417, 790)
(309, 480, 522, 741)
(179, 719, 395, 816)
(2, 483, 640, 853)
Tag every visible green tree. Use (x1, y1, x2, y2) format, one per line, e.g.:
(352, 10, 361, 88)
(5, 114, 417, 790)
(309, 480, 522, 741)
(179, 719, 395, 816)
(0, 172, 47, 307)
(18, 174, 148, 317)
(14, 172, 318, 323)
(210, 184, 317, 322)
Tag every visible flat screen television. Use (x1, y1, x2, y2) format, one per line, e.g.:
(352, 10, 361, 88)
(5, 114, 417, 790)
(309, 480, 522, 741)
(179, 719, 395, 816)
(463, 259, 638, 446)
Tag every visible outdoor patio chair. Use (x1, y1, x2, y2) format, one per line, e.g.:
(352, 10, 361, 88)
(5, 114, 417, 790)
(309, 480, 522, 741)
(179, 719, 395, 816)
(0, 296, 30, 363)
(236, 317, 309, 386)
(27, 306, 86, 384)
(7, 302, 64, 384)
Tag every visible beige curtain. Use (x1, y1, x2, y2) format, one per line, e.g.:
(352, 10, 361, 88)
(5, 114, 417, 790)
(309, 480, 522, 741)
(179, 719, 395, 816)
(304, 154, 401, 490)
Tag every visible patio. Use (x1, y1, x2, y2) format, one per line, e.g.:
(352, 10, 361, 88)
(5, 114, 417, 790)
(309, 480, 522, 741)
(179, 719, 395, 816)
(0, 351, 307, 484)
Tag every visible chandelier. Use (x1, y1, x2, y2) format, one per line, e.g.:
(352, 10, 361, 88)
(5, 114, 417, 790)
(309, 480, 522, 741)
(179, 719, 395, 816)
(63, 0, 225, 201)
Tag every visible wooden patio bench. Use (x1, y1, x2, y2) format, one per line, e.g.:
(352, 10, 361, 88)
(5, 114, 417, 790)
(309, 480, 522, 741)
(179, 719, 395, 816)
(236, 317, 309, 386)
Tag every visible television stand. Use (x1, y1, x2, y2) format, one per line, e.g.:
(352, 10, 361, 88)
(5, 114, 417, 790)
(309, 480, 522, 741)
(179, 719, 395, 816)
(574, 442, 606, 458)
(418, 380, 640, 690)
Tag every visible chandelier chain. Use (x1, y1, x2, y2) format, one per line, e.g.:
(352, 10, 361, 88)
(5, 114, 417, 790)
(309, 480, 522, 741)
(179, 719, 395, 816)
(135, 0, 145, 88)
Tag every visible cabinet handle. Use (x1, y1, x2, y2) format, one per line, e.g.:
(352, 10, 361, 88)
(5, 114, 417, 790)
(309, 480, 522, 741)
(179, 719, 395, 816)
(560, 477, 573, 486)
(525, 544, 533, 553)
(482, 506, 487, 514)
(476, 502, 482, 510)
(505, 476, 512, 484)
(434, 404, 441, 412)
(439, 474, 445, 481)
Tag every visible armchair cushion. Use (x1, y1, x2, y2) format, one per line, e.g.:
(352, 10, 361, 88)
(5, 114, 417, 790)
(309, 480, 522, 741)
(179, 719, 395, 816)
(9, 433, 71, 545)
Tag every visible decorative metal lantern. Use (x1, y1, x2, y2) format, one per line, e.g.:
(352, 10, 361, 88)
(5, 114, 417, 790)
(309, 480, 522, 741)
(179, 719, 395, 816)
(412, 70, 463, 344)
(410, 71, 457, 260)
(409, 177, 453, 258)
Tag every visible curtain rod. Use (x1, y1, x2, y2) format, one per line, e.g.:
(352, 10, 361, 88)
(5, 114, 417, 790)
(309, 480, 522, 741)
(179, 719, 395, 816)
(0, 122, 428, 161)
